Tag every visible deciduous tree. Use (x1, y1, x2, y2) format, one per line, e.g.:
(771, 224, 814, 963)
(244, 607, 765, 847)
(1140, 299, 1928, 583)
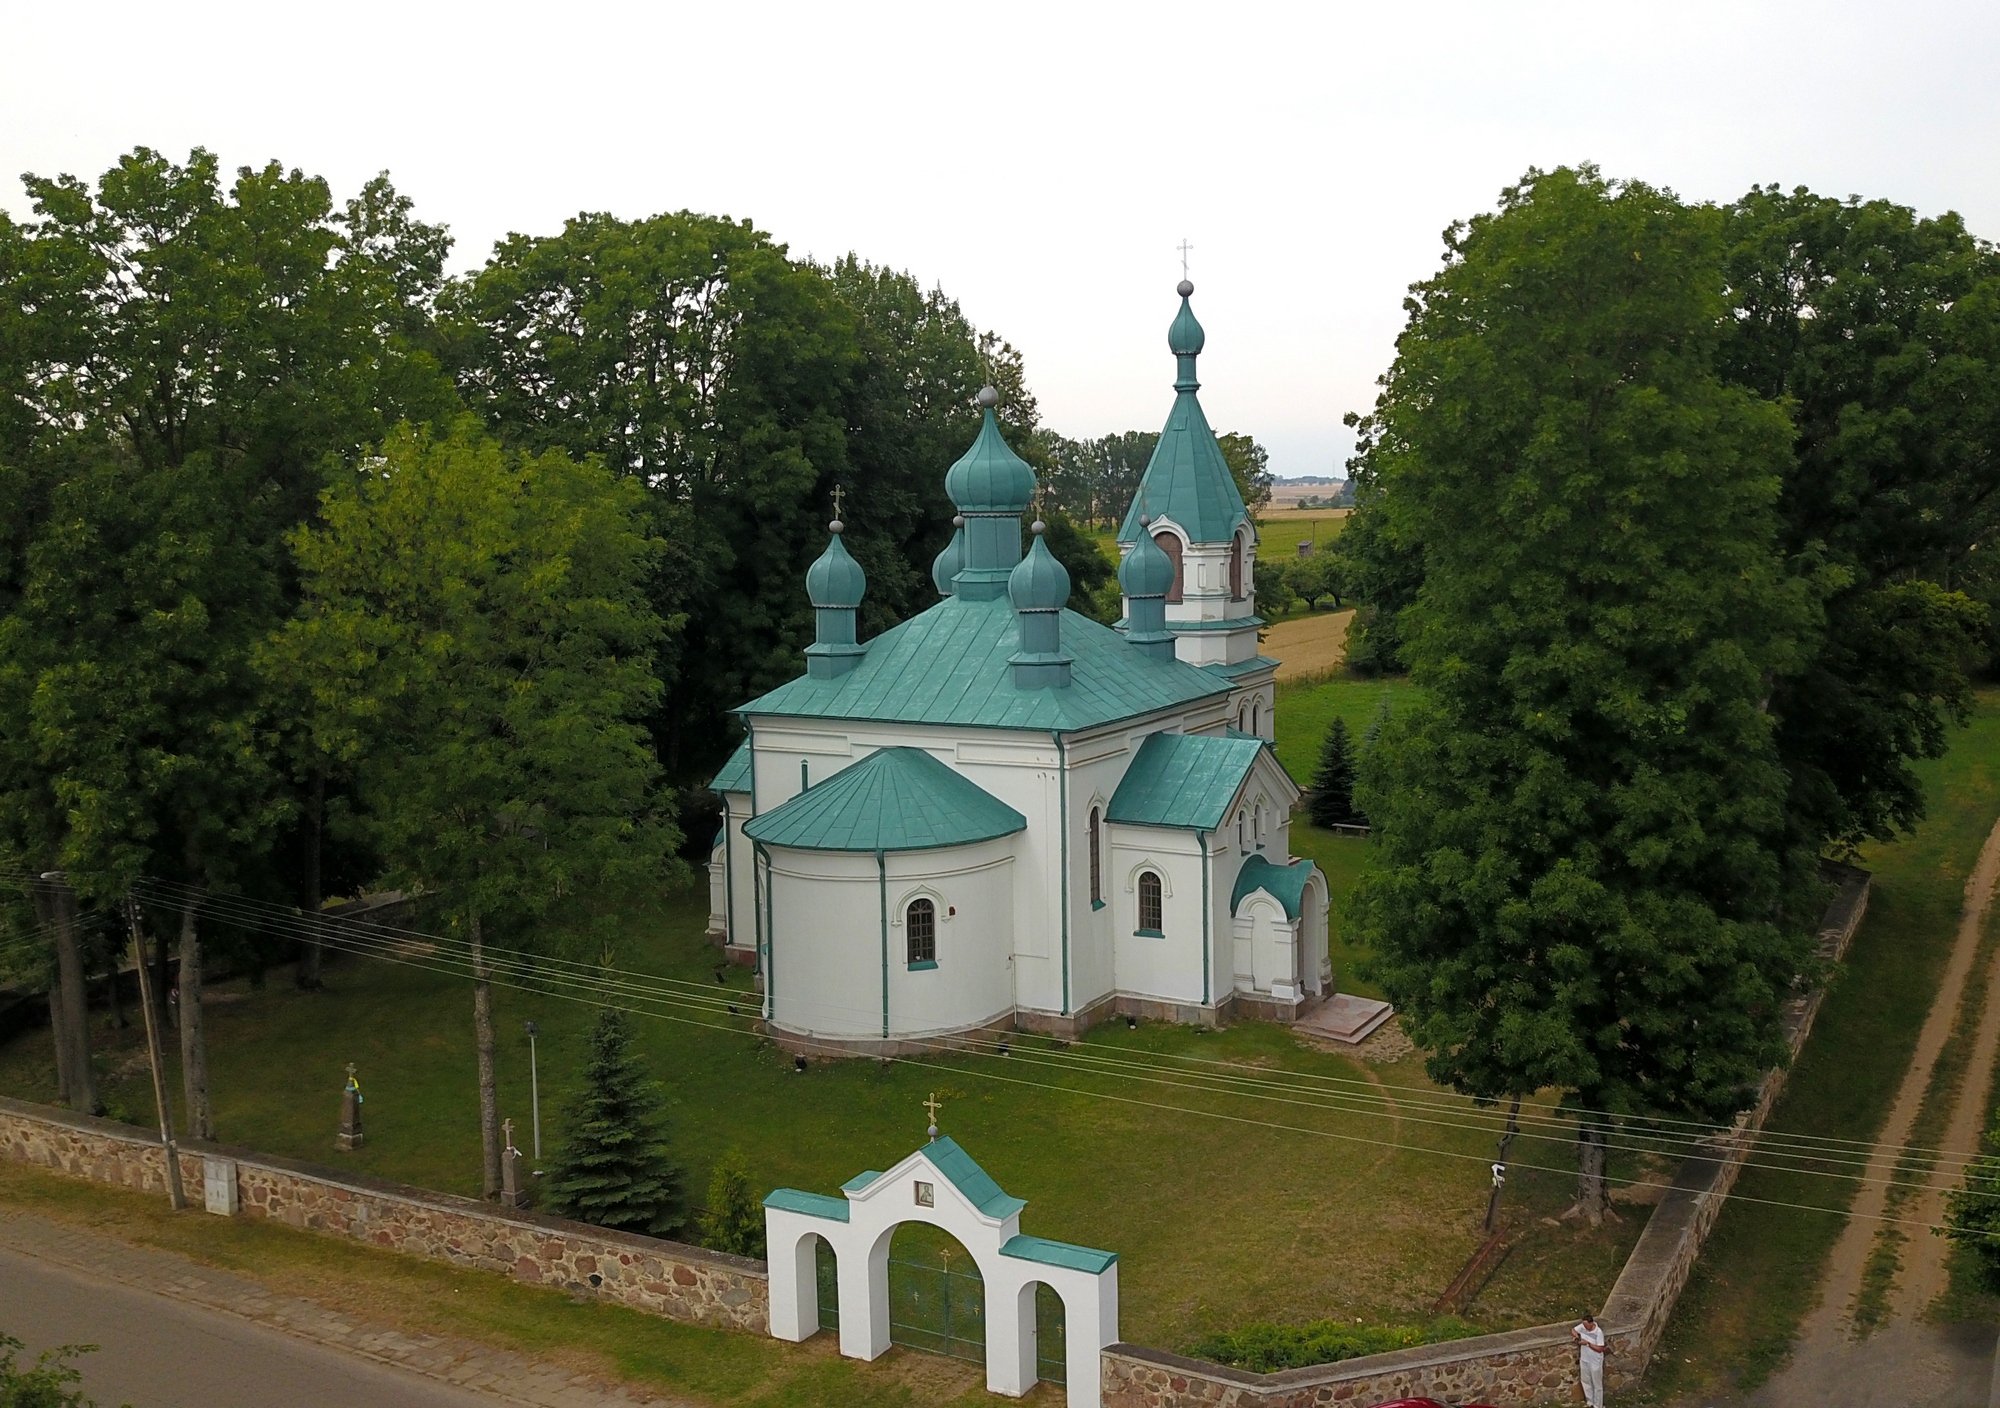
(1350, 167, 1824, 1218)
(276, 419, 678, 1194)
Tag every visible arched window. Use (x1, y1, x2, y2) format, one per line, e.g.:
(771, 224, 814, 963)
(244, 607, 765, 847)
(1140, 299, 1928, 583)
(1154, 531, 1184, 604)
(1088, 807, 1103, 905)
(1254, 804, 1264, 847)
(906, 899, 936, 966)
(1137, 870, 1164, 935)
(1251, 699, 1261, 735)
(1236, 812, 1247, 852)
(1229, 533, 1244, 600)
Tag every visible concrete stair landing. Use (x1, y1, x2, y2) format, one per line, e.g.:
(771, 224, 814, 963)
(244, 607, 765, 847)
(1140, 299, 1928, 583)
(1296, 993, 1394, 1044)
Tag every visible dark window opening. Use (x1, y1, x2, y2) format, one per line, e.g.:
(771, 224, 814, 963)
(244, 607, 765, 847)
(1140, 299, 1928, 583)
(907, 898, 937, 965)
(1138, 871, 1163, 934)
(1088, 808, 1102, 904)
(1154, 531, 1184, 604)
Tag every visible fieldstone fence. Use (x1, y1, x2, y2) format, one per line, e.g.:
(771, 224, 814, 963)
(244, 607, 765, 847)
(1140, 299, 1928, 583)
(0, 867, 1870, 1407)
(0, 1095, 768, 1332)
(1101, 863, 1872, 1407)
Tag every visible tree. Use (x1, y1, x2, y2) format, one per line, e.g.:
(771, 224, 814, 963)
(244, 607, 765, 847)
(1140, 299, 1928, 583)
(1331, 480, 1422, 676)
(0, 148, 457, 1116)
(1284, 549, 1346, 611)
(544, 1008, 686, 1237)
(699, 1147, 767, 1256)
(1308, 718, 1363, 829)
(1719, 187, 1999, 849)
(275, 419, 678, 1195)
(1349, 167, 1824, 1220)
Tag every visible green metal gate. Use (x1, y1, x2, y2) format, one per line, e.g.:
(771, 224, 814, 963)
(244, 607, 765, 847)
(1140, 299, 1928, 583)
(813, 1232, 1066, 1388)
(889, 1252, 986, 1364)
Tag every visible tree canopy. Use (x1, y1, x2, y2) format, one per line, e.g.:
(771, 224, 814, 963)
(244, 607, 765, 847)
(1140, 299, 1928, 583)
(1349, 167, 1827, 1213)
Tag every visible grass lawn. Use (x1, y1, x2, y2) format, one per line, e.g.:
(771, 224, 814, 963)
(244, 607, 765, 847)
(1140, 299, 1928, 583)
(0, 877, 1638, 1356)
(1635, 688, 2000, 1400)
(1253, 510, 1347, 566)
(1273, 674, 1420, 787)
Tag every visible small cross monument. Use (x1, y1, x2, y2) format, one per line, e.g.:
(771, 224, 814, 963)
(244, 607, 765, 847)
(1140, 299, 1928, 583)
(501, 1117, 525, 1208)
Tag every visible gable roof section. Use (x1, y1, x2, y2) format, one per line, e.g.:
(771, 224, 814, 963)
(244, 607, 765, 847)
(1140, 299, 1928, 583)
(742, 747, 1025, 853)
(1117, 388, 1249, 546)
(737, 593, 1227, 732)
(1232, 854, 1319, 920)
(709, 740, 751, 794)
(1000, 1233, 1118, 1274)
(924, 1136, 1028, 1219)
(1107, 732, 1265, 831)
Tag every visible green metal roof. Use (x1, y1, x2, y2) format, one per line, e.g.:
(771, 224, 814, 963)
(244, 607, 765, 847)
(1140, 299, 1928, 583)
(762, 1188, 850, 1221)
(1232, 854, 1319, 921)
(1117, 292, 1248, 547)
(1106, 732, 1263, 832)
(841, 1170, 884, 1192)
(742, 747, 1025, 853)
(924, 1136, 1027, 1219)
(1000, 1234, 1118, 1274)
(737, 593, 1227, 732)
(710, 740, 752, 794)
(1203, 655, 1282, 681)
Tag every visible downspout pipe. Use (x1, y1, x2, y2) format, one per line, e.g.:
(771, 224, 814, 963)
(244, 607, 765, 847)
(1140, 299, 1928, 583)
(878, 849, 890, 1040)
(1053, 732, 1070, 1017)
(756, 841, 775, 1021)
(1198, 829, 1211, 1007)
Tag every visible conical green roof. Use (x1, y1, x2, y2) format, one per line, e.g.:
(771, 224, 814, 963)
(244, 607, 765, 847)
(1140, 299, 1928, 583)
(1117, 285, 1248, 547)
(742, 746, 1025, 852)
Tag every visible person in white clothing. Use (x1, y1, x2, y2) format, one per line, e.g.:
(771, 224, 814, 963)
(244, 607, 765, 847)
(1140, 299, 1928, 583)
(1572, 1313, 1608, 1407)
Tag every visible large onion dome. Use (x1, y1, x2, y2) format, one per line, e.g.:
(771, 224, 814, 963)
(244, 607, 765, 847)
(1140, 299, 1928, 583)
(945, 389, 1038, 515)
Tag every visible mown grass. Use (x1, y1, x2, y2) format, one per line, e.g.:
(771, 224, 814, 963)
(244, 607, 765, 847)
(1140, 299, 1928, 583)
(1635, 689, 2000, 1400)
(1252, 510, 1348, 566)
(1273, 674, 1420, 787)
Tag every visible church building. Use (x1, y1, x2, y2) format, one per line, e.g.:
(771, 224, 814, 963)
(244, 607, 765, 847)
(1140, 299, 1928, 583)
(706, 281, 1330, 1051)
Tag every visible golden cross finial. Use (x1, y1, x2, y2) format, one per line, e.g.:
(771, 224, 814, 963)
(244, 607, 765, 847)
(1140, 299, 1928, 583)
(924, 1091, 942, 1137)
(832, 483, 845, 522)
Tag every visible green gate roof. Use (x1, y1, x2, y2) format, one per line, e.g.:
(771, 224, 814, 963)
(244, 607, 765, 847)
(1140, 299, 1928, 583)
(737, 592, 1227, 732)
(1231, 854, 1319, 920)
(742, 747, 1025, 853)
(1106, 732, 1264, 831)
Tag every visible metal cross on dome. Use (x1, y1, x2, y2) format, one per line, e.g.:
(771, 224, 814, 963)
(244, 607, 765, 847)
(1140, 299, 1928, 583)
(832, 483, 845, 522)
(924, 1091, 942, 1142)
(1178, 239, 1193, 279)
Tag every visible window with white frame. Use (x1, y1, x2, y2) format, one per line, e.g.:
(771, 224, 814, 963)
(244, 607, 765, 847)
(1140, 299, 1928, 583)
(1138, 870, 1164, 935)
(907, 898, 936, 966)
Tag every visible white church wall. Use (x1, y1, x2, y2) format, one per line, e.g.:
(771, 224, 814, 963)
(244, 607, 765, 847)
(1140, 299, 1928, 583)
(1107, 826, 1207, 1006)
(764, 835, 1016, 1041)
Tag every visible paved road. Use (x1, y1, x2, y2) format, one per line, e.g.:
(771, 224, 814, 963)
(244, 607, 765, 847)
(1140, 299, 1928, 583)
(0, 1206, 671, 1408)
(0, 1244, 501, 1408)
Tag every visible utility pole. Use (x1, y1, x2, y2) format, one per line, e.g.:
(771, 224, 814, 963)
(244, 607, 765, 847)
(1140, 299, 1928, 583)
(523, 1021, 542, 1162)
(126, 895, 186, 1210)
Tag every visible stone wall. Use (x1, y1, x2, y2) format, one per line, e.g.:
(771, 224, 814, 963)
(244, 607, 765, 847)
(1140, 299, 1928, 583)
(1102, 864, 1872, 1408)
(0, 1094, 768, 1332)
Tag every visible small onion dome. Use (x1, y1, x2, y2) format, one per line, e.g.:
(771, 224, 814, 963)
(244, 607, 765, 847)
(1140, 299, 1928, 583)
(1120, 516, 1175, 597)
(1009, 522, 1071, 612)
(806, 522, 866, 608)
(945, 397, 1038, 515)
(1168, 284, 1205, 357)
(931, 515, 966, 596)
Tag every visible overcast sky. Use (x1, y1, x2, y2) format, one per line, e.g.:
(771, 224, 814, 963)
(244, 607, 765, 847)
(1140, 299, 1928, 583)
(4, 1, 1996, 478)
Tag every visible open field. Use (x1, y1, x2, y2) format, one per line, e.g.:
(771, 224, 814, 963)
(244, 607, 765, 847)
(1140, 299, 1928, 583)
(1636, 689, 2000, 1401)
(1253, 509, 1347, 565)
(1264, 609, 1354, 681)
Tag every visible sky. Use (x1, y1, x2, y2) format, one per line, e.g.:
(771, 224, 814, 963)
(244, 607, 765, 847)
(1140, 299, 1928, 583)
(4, 1, 1997, 479)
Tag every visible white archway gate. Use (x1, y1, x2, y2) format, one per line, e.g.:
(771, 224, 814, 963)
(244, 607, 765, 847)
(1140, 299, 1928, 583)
(764, 1135, 1118, 1407)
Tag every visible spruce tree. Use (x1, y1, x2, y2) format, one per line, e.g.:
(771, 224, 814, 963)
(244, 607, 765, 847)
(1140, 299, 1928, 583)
(1308, 717, 1363, 829)
(699, 1148, 767, 1257)
(544, 1010, 686, 1237)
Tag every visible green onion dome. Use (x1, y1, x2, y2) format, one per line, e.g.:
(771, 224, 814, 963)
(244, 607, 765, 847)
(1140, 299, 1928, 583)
(931, 515, 966, 596)
(945, 388, 1039, 515)
(1008, 523, 1071, 612)
(1168, 279, 1205, 357)
(806, 521, 867, 609)
(1119, 514, 1175, 597)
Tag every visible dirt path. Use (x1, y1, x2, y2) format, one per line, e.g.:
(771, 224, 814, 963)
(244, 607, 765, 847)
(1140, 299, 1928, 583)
(1785, 817, 2000, 1357)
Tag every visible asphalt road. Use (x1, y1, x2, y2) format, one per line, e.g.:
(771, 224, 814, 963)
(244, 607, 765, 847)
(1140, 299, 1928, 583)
(0, 1244, 501, 1408)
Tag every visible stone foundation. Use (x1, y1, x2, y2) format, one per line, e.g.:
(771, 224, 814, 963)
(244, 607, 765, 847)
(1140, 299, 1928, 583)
(0, 1095, 768, 1332)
